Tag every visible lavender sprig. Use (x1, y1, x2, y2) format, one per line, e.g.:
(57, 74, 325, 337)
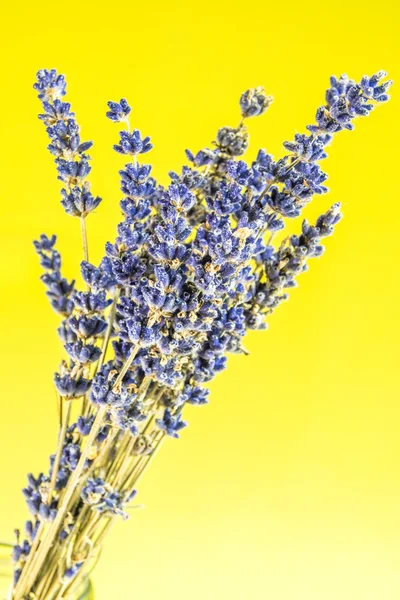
(34, 69, 102, 261)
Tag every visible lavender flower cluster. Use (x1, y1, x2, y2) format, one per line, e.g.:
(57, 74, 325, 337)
(11, 68, 391, 594)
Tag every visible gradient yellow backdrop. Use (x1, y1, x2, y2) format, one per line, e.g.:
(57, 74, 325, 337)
(0, 1, 399, 598)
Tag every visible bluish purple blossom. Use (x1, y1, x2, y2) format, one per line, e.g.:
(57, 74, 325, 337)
(106, 99, 131, 122)
(34, 69, 66, 101)
(54, 372, 91, 399)
(34, 235, 75, 316)
(61, 185, 101, 217)
(113, 130, 153, 155)
(34, 69, 101, 217)
(240, 87, 273, 118)
(216, 125, 249, 156)
(156, 409, 187, 438)
(81, 478, 128, 519)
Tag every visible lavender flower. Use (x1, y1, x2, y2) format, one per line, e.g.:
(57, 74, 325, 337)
(54, 372, 91, 399)
(240, 87, 273, 118)
(34, 69, 66, 101)
(156, 409, 187, 438)
(113, 130, 153, 155)
(106, 99, 131, 122)
(81, 478, 128, 519)
(34, 69, 101, 218)
(216, 125, 249, 156)
(33, 235, 75, 316)
(61, 184, 102, 217)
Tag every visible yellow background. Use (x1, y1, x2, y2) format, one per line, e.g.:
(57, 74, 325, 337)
(0, 1, 399, 598)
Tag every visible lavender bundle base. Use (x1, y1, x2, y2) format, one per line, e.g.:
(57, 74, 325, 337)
(9, 69, 391, 600)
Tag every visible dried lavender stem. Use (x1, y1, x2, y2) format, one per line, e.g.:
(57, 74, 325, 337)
(121, 429, 165, 493)
(136, 375, 152, 402)
(106, 432, 131, 484)
(80, 216, 89, 263)
(60, 431, 118, 537)
(110, 437, 136, 488)
(52, 582, 68, 600)
(65, 523, 113, 598)
(119, 453, 147, 493)
(126, 433, 165, 492)
(107, 430, 145, 488)
(73, 513, 101, 557)
(11, 521, 48, 598)
(35, 561, 58, 600)
(49, 399, 72, 498)
(13, 405, 108, 600)
(20, 398, 128, 597)
(37, 535, 71, 600)
(112, 343, 140, 391)
(42, 570, 63, 600)
(56, 562, 90, 600)
(97, 286, 120, 371)
(92, 517, 115, 549)
(96, 427, 119, 469)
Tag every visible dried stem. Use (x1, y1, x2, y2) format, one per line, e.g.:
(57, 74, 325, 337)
(13, 405, 107, 600)
(13, 345, 142, 599)
(80, 216, 89, 263)
(49, 399, 72, 498)
(97, 287, 120, 372)
(112, 343, 140, 391)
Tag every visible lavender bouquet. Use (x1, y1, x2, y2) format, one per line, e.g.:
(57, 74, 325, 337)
(9, 69, 391, 600)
